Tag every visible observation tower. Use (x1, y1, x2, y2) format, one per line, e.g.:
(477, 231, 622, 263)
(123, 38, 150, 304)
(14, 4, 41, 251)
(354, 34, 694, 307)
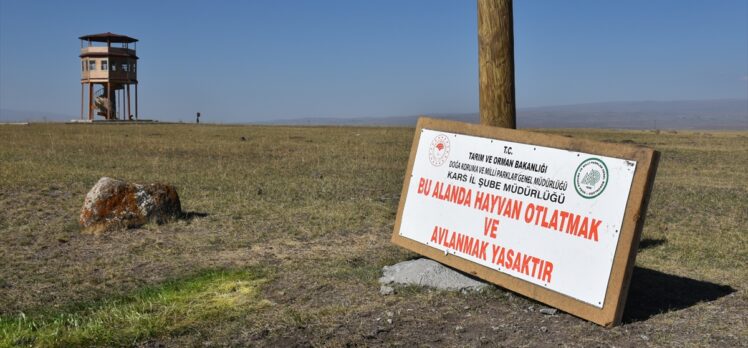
(79, 32, 139, 121)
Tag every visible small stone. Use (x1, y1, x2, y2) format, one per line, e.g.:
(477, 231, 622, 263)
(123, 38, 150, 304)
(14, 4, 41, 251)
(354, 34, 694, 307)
(240, 136, 247, 141)
(386, 319, 392, 324)
(540, 326, 548, 333)
(539, 308, 558, 315)
(455, 325, 464, 332)
(640, 334, 649, 341)
(379, 285, 395, 296)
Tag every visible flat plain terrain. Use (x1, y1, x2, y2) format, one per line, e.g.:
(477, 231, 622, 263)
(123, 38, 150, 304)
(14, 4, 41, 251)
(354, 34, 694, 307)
(0, 124, 746, 347)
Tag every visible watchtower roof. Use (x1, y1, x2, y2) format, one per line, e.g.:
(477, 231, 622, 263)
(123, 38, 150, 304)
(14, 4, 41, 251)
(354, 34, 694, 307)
(79, 32, 138, 43)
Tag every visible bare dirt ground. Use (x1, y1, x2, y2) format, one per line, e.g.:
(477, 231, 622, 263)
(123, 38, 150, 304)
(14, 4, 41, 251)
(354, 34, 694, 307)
(0, 124, 745, 347)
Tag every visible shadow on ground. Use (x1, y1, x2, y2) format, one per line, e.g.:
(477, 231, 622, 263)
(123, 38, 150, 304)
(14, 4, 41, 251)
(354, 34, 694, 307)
(638, 238, 667, 250)
(180, 211, 209, 221)
(623, 266, 735, 323)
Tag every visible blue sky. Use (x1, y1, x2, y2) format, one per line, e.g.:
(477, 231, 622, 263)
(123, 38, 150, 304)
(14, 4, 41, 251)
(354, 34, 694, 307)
(1, 0, 746, 122)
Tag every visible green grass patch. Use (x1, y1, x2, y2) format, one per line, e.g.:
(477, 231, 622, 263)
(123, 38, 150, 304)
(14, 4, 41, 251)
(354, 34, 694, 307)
(0, 269, 270, 347)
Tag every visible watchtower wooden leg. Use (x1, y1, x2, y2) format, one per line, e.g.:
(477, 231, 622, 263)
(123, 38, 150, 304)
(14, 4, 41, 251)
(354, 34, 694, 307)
(135, 83, 139, 120)
(127, 84, 131, 120)
(88, 83, 93, 121)
(107, 82, 112, 120)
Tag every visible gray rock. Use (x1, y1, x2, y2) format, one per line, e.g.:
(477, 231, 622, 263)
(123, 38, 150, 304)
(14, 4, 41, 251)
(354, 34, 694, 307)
(539, 307, 558, 315)
(379, 285, 395, 296)
(379, 258, 488, 292)
(79, 177, 182, 234)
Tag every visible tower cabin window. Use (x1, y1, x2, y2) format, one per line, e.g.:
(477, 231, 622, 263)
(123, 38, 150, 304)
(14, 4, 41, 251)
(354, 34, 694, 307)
(122, 63, 129, 72)
(88, 60, 96, 71)
(82, 61, 85, 72)
(111, 62, 117, 71)
(101, 60, 108, 71)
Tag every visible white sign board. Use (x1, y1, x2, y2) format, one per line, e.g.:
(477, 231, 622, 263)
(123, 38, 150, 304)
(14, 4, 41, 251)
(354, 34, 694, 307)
(398, 128, 637, 307)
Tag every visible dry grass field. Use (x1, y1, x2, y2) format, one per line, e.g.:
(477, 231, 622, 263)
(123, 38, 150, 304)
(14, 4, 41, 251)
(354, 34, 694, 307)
(0, 123, 746, 347)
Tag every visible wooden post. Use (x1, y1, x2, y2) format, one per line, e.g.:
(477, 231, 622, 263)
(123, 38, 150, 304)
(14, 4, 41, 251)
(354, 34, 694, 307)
(107, 82, 112, 120)
(80, 83, 84, 120)
(119, 89, 123, 120)
(127, 84, 131, 120)
(135, 83, 139, 120)
(478, 0, 516, 129)
(117, 88, 122, 120)
(88, 83, 93, 120)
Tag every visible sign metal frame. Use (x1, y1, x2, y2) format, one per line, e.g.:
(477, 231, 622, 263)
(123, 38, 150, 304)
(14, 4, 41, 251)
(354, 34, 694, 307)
(391, 117, 659, 327)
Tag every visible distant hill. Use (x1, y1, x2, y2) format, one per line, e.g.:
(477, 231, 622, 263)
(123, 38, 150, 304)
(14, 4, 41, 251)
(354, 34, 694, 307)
(0, 109, 75, 123)
(516, 99, 748, 129)
(265, 99, 748, 129)
(4, 99, 747, 129)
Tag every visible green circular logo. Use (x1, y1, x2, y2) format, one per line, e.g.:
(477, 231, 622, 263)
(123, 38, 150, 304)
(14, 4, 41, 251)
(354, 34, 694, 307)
(574, 158, 609, 199)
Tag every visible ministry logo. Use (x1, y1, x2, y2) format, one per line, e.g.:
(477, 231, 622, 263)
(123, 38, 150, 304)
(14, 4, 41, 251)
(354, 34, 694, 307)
(428, 134, 450, 167)
(574, 158, 609, 199)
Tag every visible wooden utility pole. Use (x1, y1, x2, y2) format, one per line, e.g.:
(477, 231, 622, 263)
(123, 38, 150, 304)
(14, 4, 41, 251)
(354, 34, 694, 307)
(478, 0, 516, 129)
